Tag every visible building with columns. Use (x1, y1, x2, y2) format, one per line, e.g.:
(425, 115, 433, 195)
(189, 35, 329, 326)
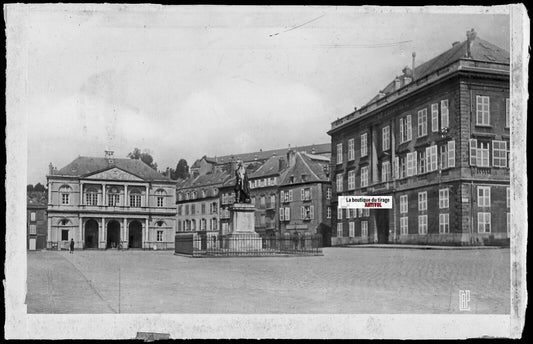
(46, 151, 177, 250)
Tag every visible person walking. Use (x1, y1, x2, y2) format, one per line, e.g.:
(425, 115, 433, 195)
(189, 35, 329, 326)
(69, 238, 75, 254)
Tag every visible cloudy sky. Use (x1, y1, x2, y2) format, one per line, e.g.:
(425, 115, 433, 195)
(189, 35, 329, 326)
(20, 5, 510, 184)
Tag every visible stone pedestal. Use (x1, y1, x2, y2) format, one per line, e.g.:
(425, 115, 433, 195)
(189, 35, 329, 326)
(226, 203, 262, 251)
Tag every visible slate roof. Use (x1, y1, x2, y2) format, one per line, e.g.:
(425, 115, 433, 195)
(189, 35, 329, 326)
(54, 156, 172, 182)
(204, 143, 331, 165)
(279, 152, 330, 185)
(249, 155, 287, 179)
(365, 35, 509, 106)
(177, 170, 231, 190)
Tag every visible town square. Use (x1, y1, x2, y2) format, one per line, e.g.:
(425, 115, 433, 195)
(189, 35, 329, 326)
(5, 3, 528, 340)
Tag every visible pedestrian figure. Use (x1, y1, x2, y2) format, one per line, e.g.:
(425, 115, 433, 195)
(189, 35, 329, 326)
(69, 238, 75, 254)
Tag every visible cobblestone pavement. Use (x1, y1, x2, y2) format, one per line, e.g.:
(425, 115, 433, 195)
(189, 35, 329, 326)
(26, 247, 510, 314)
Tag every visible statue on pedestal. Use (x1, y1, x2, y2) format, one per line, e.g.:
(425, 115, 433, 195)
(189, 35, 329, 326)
(234, 160, 251, 203)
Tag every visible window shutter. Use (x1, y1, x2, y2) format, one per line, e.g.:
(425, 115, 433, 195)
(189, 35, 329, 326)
(301, 188, 305, 201)
(448, 140, 455, 168)
(406, 115, 412, 140)
(310, 205, 314, 219)
(288, 190, 293, 201)
(279, 208, 284, 221)
(394, 156, 399, 179)
(469, 139, 477, 166)
(412, 151, 417, 175)
(399, 118, 404, 142)
(431, 104, 439, 132)
(301, 206, 305, 219)
(280, 190, 284, 202)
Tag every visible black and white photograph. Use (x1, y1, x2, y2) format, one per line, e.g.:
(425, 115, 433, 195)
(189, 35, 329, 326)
(5, 3, 528, 339)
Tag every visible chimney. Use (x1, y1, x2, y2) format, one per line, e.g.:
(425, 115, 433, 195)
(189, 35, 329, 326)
(412, 52, 416, 81)
(287, 149, 297, 167)
(105, 150, 114, 165)
(394, 77, 401, 90)
(452, 41, 460, 47)
(278, 157, 286, 171)
(311, 147, 316, 154)
(49, 162, 54, 175)
(166, 167, 170, 177)
(466, 28, 476, 58)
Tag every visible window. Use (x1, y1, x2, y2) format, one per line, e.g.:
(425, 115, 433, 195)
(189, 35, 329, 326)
(349, 222, 355, 237)
(381, 160, 391, 182)
(418, 191, 427, 211)
(336, 174, 343, 192)
(360, 166, 369, 187)
(202, 189, 207, 198)
(337, 207, 343, 220)
(407, 152, 417, 177)
(418, 108, 427, 137)
(477, 186, 491, 207)
(400, 195, 408, 214)
(348, 138, 355, 161)
(439, 214, 449, 234)
(157, 230, 164, 242)
(439, 188, 449, 209)
(400, 115, 412, 143)
(473, 141, 490, 167)
(505, 98, 510, 128)
(327, 207, 331, 219)
(61, 229, 69, 241)
(441, 100, 449, 128)
(279, 207, 284, 221)
(326, 187, 332, 200)
(426, 145, 438, 172)
(363, 208, 370, 217)
(361, 133, 368, 157)
(29, 224, 36, 234)
(270, 195, 276, 208)
(177, 205, 182, 216)
(394, 156, 400, 179)
(301, 188, 311, 201)
(284, 207, 291, 221)
(361, 221, 368, 237)
(155, 189, 166, 207)
(260, 214, 266, 225)
(30, 212, 36, 222)
(382, 126, 390, 151)
(288, 190, 293, 202)
(191, 204, 196, 214)
(418, 150, 426, 174)
(440, 140, 455, 169)
(492, 140, 508, 167)
(130, 190, 141, 208)
(348, 170, 356, 190)
(507, 187, 510, 208)
(337, 223, 343, 237)
(418, 215, 428, 234)
(336, 143, 343, 164)
(399, 156, 406, 179)
(86, 188, 98, 206)
(400, 217, 408, 235)
(260, 196, 266, 208)
(108, 187, 120, 206)
(59, 185, 71, 205)
(431, 103, 439, 132)
(477, 212, 491, 233)
(301, 205, 314, 220)
(476, 95, 490, 126)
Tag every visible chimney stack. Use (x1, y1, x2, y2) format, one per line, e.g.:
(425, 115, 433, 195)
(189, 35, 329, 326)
(395, 77, 401, 90)
(412, 52, 416, 81)
(49, 162, 54, 175)
(465, 28, 476, 58)
(287, 149, 297, 168)
(105, 150, 115, 165)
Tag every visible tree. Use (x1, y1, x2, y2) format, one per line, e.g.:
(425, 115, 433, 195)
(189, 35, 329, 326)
(27, 184, 34, 192)
(128, 148, 158, 170)
(174, 159, 190, 179)
(34, 183, 46, 192)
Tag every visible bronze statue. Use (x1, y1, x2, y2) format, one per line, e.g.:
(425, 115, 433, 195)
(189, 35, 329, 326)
(234, 160, 251, 203)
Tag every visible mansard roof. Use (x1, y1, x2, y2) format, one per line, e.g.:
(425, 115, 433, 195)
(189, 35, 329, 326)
(54, 156, 172, 182)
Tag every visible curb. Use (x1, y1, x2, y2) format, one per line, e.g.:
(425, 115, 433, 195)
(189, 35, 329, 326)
(339, 245, 507, 250)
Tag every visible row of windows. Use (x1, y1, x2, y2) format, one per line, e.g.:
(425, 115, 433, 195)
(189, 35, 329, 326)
(280, 188, 313, 203)
(178, 218, 218, 232)
(337, 221, 368, 238)
(335, 96, 509, 166)
(59, 186, 167, 207)
(336, 141, 455, 191)
(278, 205, 317, 221)
(337, 208, 370, 220)
(179, 202, 218, 216)
(249, 177, 277, 189)
(178, 188, 219, 201)
(469, 139, 509, 168)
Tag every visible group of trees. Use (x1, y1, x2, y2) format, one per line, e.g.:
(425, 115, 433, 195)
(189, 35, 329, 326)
(27, 183, 46, 192)
(128, 148, 190, 180)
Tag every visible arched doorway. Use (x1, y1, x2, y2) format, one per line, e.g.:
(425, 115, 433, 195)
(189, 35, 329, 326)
(129, 220, 143, 249)
(84, 219, 99, 249)
(107, 220, 120, 249)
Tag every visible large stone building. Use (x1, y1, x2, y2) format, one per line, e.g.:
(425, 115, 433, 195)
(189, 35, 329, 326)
(46, 151, 177, 250)
(27, 192, 48, 250)
(328, 30, 510, 246)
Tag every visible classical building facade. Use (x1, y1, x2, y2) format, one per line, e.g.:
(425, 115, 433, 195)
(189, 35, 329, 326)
(328, 30, 510, 246)
(27, 192, 48, 250)
(46, 151, 177, 250)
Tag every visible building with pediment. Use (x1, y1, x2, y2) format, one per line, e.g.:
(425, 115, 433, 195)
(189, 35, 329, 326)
(46, 151, 176, 250)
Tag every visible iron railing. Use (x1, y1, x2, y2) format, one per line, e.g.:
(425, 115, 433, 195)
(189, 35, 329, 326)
(175, 233, 323, 257)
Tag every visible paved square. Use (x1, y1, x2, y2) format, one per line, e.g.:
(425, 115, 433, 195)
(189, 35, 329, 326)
(26, 247, 510, 314)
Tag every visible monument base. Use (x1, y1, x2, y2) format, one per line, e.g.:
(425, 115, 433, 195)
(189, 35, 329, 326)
(227, 203, 261, 251)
